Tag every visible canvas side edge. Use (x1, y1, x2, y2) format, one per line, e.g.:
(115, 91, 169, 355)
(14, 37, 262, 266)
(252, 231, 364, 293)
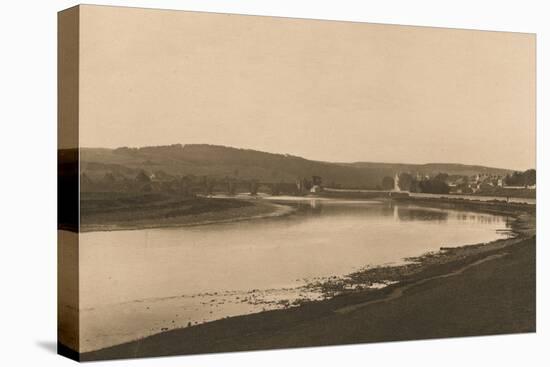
(58, 5, 81, 362)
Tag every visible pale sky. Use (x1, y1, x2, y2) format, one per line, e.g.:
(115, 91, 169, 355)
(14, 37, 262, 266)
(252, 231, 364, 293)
(78, 5, 536, 170)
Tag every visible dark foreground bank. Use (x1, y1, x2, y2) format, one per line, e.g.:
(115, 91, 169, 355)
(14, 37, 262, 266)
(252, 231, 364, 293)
(81, 229, 535, 361)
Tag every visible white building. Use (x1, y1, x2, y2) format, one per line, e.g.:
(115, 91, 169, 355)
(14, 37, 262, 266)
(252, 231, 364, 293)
(310, 185, 322, 193)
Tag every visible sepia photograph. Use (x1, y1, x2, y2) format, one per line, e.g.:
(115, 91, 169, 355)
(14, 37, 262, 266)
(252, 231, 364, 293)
(57, 5, 535, 362)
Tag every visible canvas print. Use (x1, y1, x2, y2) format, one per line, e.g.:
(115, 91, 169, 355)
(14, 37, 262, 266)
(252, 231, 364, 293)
(58, 5, 536, 361)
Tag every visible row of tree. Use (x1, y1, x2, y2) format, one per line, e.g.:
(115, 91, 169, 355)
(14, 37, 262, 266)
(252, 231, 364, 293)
(81, 170, 323, 196)
(504, 169, 536, 186)
(380, 173, 451, 194)
(82, 171, 265, 196)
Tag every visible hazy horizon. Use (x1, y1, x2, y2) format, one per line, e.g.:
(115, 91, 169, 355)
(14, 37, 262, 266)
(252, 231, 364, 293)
(77, 6, 536, 170)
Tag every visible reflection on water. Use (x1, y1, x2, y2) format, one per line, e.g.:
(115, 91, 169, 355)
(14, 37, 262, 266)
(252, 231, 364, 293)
(294, 198, 506, 225)
(79, 199, 510, 352)
(283, 199, 450, 222)
(393, 205, 449, 222)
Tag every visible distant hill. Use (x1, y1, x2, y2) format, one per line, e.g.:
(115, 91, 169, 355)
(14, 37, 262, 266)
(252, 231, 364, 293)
(344, 162, 512, 178)
(79, 144, 514, 189)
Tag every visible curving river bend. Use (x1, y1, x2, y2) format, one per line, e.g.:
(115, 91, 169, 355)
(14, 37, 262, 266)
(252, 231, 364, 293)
(78, 198, 512, 352)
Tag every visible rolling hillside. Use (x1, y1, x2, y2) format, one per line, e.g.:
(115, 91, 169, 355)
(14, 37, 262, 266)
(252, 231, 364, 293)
(79, 144, 514, 189)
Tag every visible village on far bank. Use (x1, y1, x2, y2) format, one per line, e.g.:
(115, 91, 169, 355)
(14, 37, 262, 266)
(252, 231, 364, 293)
(79, 166, 536, 200)
(388, 169, 536, 195)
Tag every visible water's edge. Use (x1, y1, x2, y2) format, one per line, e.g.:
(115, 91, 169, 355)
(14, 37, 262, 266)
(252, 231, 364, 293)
(79, 198, 534, 353)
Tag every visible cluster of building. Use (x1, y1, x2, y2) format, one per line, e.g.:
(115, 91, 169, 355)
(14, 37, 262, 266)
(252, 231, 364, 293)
(296, 175, 323, 194)
(446, 173, 535, 194)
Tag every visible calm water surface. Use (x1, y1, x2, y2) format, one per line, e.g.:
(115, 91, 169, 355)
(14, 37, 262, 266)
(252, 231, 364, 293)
(79, 199, 511, 351)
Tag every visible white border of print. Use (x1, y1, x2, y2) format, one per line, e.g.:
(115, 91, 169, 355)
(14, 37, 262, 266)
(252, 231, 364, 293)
(0, 1, 546, 366)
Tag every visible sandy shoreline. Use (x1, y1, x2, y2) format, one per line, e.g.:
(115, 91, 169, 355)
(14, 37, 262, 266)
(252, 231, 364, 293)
(77, 197, 535, 360)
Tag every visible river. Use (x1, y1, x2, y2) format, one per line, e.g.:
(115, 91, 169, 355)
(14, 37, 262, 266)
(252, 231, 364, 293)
(78, 198, 512, 352)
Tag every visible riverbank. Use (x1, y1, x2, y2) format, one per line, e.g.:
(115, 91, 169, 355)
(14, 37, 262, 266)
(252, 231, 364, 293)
(80, 198, 536, 361)
(320, 188, 536, 205)
(80, 193, 294, 232)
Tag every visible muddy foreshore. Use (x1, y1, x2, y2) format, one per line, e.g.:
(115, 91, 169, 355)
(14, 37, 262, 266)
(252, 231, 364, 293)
(78, 196, 536, 361)
(79, 200, 295, 233)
